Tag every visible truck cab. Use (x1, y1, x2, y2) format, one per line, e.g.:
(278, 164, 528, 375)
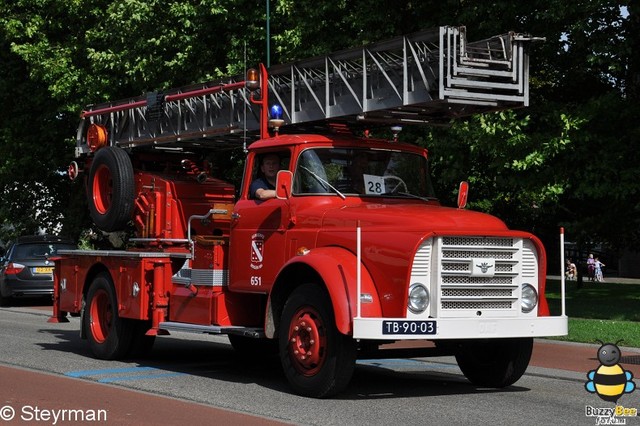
(222, 131, 564, 397)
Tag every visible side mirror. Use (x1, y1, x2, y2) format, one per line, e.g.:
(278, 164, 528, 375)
(457, 181, 469, 209)
(276, 170, 293, 200)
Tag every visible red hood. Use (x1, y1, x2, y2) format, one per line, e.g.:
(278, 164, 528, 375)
(320, 202, 508, 233)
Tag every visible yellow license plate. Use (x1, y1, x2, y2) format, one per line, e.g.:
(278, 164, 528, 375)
(35, 267, 54, 274)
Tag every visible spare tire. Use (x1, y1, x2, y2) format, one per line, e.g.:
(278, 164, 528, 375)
(88, 146, 135, 232)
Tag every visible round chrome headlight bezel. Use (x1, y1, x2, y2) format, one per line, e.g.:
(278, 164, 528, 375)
(521, 283, 538, 313)
(408, 283, 430, 314)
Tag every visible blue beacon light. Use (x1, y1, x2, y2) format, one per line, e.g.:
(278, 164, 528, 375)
(269, 104, 285, 135)
(270, 104, 283, 120)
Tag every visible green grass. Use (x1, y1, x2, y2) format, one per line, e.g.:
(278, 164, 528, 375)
(544, 279, 640, 347)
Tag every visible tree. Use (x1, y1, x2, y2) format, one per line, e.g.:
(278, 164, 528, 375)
(0, 0, 638, 267)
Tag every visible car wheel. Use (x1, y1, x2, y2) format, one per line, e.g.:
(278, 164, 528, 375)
(0, 293, 11, 307)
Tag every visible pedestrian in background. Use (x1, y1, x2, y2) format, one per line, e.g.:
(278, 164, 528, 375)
(594, 257, 605, 282)
(565, 259, 577, 280)
(586, 253, 596, 281)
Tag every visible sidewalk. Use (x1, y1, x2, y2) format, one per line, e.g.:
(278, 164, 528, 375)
(547, 275, 640, 284)
(0, 365, 291, 426)
(531, 339, 640, 379)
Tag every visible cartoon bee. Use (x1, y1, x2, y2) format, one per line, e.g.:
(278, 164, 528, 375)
(585, 341, 636, 402)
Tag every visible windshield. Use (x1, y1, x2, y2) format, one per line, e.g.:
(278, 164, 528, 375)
(293, 147, 436, 199)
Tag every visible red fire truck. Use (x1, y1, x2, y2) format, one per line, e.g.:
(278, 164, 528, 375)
(50, 26, 567, 397)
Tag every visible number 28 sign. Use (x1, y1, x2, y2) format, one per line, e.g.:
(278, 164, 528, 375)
(363, 174, 385, 195)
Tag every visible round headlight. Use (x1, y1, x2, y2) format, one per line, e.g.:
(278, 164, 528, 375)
(408, 283, 429, 314)
(521, 283, 538, 313)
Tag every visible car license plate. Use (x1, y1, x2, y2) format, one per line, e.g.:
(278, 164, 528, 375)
(34, 267, 54, 274)
(382, 320, 436, 335)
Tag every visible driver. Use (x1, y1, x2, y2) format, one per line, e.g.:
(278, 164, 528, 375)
(250, 153, 281, 200)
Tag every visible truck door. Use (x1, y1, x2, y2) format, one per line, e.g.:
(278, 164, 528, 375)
(229, 151, 291, 293)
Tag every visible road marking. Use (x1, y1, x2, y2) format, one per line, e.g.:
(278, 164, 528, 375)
(98, 372, 185, 383)
(66, 367, 185, 382)
(357, 358, 458, 369)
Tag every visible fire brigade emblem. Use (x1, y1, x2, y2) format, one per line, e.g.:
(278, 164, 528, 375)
(476, 262, 493, 273)
(250, 233, 265, 270)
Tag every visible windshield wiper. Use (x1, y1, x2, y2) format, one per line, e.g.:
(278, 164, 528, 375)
(379, 191, 437, 202)
(299, 166, 346, 200)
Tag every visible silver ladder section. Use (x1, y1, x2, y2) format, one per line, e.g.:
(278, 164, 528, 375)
(76, 26, 535, 154)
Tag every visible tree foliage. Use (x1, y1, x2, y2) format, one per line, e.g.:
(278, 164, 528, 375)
(0, 0, 638, 264)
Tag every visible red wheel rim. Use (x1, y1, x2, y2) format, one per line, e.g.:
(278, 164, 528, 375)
(287, 306, 327, 376)
(92, 164, 113, 214)
(89, 288, 112, 343)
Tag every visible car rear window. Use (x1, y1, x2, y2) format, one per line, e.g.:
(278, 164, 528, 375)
(13, 243, 76, 259)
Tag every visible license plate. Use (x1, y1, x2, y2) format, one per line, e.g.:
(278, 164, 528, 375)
(34, 267, 54, 274)
(382, 320, 436, 335)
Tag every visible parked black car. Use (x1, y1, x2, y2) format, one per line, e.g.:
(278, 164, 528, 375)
(0, 235, 76, 306)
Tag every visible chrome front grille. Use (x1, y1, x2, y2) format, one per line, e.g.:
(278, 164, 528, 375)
(442, 301, 513, 310)
(437, 236, 524, 318)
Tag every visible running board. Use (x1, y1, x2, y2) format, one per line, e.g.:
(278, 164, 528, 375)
(158, 321, 264, 338)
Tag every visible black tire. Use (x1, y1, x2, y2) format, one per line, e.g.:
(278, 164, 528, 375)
(279, 283, 356, 398)
(88, 146, 135, 232)
(455, 337, 533, 387)
(0, 293, 11, 307)
(83, 273, 133, 360)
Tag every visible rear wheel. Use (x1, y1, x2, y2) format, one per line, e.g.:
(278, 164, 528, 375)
(0, 293, 11, 307)
(0, 282, 12, 307)
(455, 337, 533, 387)
(84, 273, 133, 359)
(279, 283, 356, 398)
(88, 146, 135, 232)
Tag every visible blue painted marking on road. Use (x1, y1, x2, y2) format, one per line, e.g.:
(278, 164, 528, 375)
(65, 367, 158, 378)
(357, 358, 458, 369)
(98, 372, 185, 383)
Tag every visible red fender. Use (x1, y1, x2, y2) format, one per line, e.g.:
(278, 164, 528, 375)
(266, 247, 382, 337)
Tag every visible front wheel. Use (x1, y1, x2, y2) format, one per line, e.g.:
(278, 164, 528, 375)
(83, 273, 133, 359)
(279, 283, 356, 398)
(455, 337, 533, 387)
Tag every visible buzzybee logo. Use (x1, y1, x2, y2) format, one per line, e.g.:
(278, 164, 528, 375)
(584, 341, 638, 425)
(585, 341, 636, 402)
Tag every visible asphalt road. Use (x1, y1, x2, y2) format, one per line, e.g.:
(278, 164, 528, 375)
(1, 302, 640, 426)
